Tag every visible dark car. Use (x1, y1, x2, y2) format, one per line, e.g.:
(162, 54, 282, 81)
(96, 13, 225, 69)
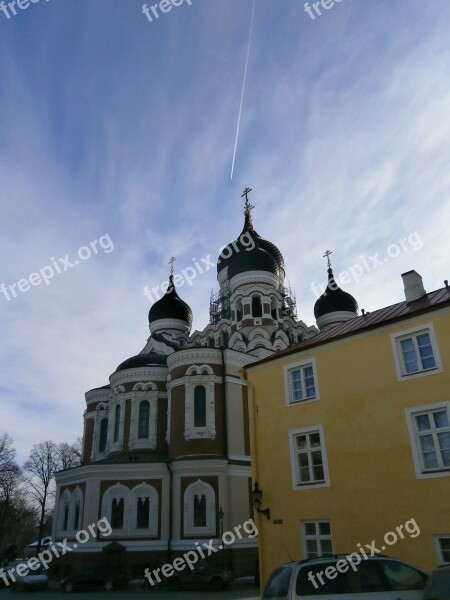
(422, 565, 450, 600)
(168, 560, 233, 591)
(60, 566, 127, 592)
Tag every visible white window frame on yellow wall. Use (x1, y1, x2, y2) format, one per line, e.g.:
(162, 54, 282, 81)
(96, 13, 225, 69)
(433, 535, 450, 565)
(390, 323, 442, 381)
(284, 358, 319, 407)
(289, 425, 330, 490)
(405, 402, 450, 479)
(301, 520, 334, 559)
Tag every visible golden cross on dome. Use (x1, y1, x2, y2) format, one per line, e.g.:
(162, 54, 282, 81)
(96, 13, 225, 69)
(242, 187, 255, 224)
(323, 250, 333, 269)
(169, 256, 176, 276)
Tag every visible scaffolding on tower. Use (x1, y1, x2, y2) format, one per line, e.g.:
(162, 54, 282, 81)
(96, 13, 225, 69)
(280, 282, 298, 321)
(209, 287, 231, 325)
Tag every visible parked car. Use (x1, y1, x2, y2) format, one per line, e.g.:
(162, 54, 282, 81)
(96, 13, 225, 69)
(60, 566, 128, 592)
(262, 555, 428, 599)
(422, 565, 450, 600)
(168, 560, 233, 591)
(9, 564, 48, 591)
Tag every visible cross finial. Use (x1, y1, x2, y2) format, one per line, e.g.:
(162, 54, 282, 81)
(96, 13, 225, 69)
(323, 250, 333, 269)
(169, 256, 176, 277)
(241, 187, 255, 231)
(241, 187, 252, 204)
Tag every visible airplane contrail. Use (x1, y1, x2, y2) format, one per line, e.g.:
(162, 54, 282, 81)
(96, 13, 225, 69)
(230, 0, 256, 181)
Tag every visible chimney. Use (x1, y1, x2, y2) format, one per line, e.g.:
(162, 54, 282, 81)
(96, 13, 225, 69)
(402, 270, 426, 302)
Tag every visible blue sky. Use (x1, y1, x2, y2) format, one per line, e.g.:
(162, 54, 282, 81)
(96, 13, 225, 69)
(1, 0, 449, 462)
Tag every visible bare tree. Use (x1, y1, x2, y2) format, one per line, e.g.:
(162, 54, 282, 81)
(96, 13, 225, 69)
(56, 442, 82, 471)
(0, 433, 16, 483)
(23, 441, 60, 553)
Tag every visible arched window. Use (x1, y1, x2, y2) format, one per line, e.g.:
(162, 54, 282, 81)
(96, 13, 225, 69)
(183, 480, 216, 536)
(111, 498, 124, 529)
(98, 418, 108, 452)
(138, 401, 150, 438)
(252, 296, 262, 317)
(113, 405, 121, 443)
(194, 386, 206, 428)
(130, 483, 159, 535)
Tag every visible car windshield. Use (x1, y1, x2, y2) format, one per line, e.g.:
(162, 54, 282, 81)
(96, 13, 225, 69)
(263, 566, 292, 598)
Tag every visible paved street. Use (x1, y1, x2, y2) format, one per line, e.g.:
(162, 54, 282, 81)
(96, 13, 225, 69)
(0, 578, 260, 600)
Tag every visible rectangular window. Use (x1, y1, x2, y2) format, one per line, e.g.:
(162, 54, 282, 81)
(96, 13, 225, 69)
(136, 497, 150, 529)
(301, 521, 333, 559)
(284, 359, 319, 406)
(437, 536, 450, 563)
(289, 426, 330, 489)
(111, 498, 124, 529)
(391, 324, 442, 380)
(193, 495, 207, 527)
(406, 403, 450, 479)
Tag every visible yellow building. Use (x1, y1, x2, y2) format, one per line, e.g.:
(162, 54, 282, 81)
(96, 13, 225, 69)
(244, 268, 450, 587)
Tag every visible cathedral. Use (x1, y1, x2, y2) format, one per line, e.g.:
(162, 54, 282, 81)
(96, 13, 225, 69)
(52, 190, 358, 577)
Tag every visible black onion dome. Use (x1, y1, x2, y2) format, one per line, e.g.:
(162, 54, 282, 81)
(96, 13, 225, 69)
(314, 268, 359, 319)
(116, 353, 167, 372)
(218, 212, 285, 280)
(148, 277, 193, 327)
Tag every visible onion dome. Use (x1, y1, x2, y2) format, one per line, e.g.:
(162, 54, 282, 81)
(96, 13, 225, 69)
(218, 191, 285, 281)
(116, 353, 167, 372)
(148, 274, 193, 334)
(314, 258, 358, 331)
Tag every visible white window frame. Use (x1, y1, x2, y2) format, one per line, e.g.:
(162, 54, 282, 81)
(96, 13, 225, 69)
(183, 480, 216, 537)
(391, 323, 443, 381)
(129, 383, 159, 451)
(405, 402, 450, 479)
(56, 487, 84, 535)
(301, 520, 334, 559)
(129, 483, 159, 537)
(433, 535, 450, 565)
(101, 483, 130, 537)
(109, 398, 125, 453)
(289, 425, 330, 490)
(284, 359, 319, 407)
(91, 403, 110, 461)
(184, 365, 216, 441)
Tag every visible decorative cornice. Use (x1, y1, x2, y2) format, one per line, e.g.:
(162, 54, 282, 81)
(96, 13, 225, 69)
(55, 463, 170, 485)
(110, 367, 168, 387)
(167, 349, 222, 370)
(170, 459, 229, 476)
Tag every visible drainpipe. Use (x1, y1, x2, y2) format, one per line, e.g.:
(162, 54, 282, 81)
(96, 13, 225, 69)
(221, 347, 228, 458)
(166, 460, 173, 564)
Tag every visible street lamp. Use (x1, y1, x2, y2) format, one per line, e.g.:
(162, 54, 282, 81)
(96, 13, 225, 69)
(251, 481, 270, 520)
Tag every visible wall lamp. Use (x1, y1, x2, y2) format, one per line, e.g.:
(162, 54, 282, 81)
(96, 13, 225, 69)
(251, 481, 271, 520)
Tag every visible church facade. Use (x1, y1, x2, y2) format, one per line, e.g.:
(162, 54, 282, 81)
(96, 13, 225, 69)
(52, 192, 332, 578)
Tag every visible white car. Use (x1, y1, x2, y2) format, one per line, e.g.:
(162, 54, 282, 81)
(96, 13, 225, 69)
(262, 555, 428, 599)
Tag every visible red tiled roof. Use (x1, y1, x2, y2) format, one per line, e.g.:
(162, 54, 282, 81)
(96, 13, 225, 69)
(246, 286, 450, 368)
